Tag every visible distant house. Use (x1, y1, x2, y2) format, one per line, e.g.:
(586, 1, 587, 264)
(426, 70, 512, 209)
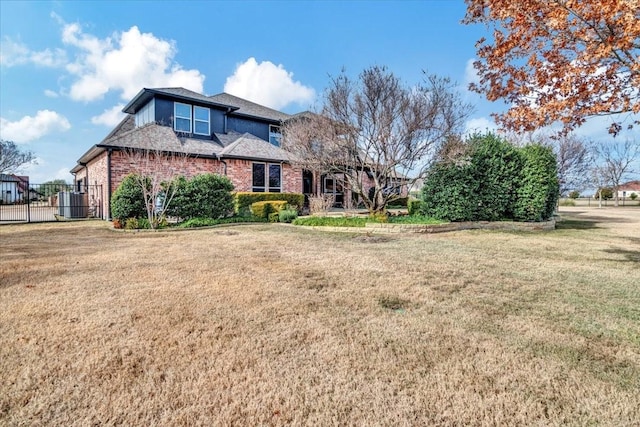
(0, 174, 22, 204)
(617, 180, 640, 199)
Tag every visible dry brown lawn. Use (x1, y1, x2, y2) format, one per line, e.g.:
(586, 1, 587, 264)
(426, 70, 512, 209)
(1, 206, 639, 426)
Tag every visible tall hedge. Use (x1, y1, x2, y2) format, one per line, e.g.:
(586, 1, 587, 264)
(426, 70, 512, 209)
(513, 144, 559, 222)
(421, 161, 478, 222)
(422, 133, 521, 221)
(111, 174, 147, 221)
(421, 133, 558, 222)
(169, 173, 234, 219)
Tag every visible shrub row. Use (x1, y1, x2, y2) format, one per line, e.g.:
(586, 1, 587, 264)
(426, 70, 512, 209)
(420, 133, 559, 222)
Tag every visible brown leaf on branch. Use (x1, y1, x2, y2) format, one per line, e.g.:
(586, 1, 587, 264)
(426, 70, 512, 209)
(464, 0, 640, 135)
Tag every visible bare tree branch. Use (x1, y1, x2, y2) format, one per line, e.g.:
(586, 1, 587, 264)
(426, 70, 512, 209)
(283, 66, 471, 215)
(0, 140, 37, 174)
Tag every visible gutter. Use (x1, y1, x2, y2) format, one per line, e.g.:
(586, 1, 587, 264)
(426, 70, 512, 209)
(107, 149, 112, 220)
(215, 153, 228, 175)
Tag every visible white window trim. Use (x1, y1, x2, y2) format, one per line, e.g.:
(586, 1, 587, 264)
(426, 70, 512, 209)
(174, 102, 192, 133)
(252, 162, 282, 192)
(194, 106, 210, 136)
(269, 124, 282, 146)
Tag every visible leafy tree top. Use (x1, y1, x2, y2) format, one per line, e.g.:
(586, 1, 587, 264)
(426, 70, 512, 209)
(464, 0, 640, 135)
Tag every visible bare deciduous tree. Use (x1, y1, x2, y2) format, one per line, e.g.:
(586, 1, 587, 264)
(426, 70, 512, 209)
(0, 140, 36, 174)
(555, 134, 591, 197)
(283, 66, 471, 215)
(503, 131, 591, 197)
(121, 148, 189, 228)
(591, 140, 639, 206)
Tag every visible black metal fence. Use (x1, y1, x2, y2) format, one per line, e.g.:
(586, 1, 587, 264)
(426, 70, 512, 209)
(0, 182, 103, 223)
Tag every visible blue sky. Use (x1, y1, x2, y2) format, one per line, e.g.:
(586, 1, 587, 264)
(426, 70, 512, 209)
(0, 1, 636, 183)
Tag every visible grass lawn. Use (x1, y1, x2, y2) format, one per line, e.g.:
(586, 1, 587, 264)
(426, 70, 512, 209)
(1, 206, 639, 425)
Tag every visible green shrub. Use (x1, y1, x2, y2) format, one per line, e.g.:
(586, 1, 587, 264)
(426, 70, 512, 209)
(111, 174, 147, 221)
(250, 200, 288, 219)
(292, 216, 367, 227)
(268, 212, 280, 223)
(387, 196, 409, 208)
(513, 144, 559, 222)
(278, 209, 298, 223)
(123, 217, 152, 230)
(421, 133, 558, 222)
(235, 192, 304, 216)
(169, 173, 234, 220)
(559, 199, 576, 206)
(568, 190, 580, 199)
(407, 198, 423, 216)
(595, 187, 613, 200)
(421, 161, 478, 221)
(630, 192, 638, 201)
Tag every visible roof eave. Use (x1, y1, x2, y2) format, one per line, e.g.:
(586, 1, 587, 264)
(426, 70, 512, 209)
(123, 88, 240, 114)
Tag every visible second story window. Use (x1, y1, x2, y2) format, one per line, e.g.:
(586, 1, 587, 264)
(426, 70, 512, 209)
(269, 125, 282, 146)
(194, 106, 210, 135)
(174, 102, 192, 133)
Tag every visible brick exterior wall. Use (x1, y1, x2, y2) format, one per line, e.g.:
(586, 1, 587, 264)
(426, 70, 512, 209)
(225, 159, 302, 193)
(75, 150, 303, 219)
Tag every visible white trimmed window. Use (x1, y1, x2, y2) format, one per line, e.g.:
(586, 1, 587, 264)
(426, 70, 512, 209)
(194, 106, 210, 135)
(269, 125, 282, 146)
(174, 102, 192, 133)
(252, 162, 282, 192)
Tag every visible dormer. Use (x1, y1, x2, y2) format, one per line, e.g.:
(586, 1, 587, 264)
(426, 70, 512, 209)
(122, 88, 239, 139)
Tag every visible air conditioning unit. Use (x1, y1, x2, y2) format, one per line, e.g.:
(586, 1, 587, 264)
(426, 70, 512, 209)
(57, 192, 88, 218)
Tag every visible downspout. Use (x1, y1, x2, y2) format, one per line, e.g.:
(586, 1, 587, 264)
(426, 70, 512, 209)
(216, 153, 227, 175)
(80, 162, 88, 193)
(107, 149, 112, 220)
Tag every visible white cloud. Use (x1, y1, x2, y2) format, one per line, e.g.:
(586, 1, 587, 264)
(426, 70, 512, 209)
(91, 104, 126, 127)
(44, 89, 59, 98)
(224, 57, 315, 110)
(60, 23, 205, 102)
(0, 37, 67, 68)
(464, 58, 480, 87)
(464, 117, 498, 136)
(0, 110, 71, 143)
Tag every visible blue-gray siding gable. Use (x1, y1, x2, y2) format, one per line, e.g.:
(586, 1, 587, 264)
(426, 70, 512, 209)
(227, 116, 270, 142)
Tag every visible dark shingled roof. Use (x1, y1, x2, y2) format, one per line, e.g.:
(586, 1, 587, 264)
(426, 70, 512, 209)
(122, 88, 235, 114)
(208, 92, 291, 122)
(218, 131, 290, 162)
(98, 123, 224, 157)
(81, 125, 291, 163)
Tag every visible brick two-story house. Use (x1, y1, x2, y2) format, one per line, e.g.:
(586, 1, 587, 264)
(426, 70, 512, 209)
(71, 88, 310, 219)
(72, 87, 404, 220)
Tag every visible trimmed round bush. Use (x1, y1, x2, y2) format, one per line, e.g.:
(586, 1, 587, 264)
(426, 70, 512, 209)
(169, 173, 234, 220)
(111, 174, 147, 221)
